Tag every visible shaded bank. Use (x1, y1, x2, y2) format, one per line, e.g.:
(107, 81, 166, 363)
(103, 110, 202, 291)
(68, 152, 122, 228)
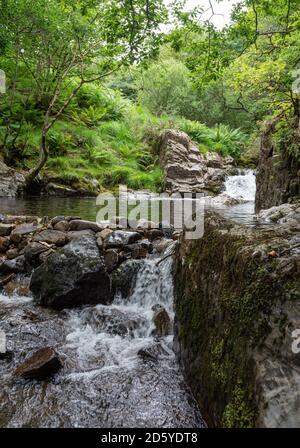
(174, 212, 300, 427)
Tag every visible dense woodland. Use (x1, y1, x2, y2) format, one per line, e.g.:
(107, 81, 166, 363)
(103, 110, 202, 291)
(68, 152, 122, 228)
(0, 0, 299, 192)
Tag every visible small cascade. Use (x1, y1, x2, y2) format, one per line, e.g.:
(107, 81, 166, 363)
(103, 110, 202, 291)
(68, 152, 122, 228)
(0, 243, 204, 428)
(65, 243, 175, 371)
(224, 169, 256, 202)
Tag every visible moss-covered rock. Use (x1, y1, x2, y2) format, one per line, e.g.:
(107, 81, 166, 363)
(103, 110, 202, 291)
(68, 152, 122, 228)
(174, 212, 300, 427)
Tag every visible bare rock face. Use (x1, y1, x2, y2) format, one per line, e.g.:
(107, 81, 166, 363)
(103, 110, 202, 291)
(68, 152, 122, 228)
(174, 212, 300, 428)
(15, 347, 62, 379)
(0, 160, 25, 197)
(158, 130, 206, 193)
(157, 130, 234, 194)
(255, 119, 300, 212)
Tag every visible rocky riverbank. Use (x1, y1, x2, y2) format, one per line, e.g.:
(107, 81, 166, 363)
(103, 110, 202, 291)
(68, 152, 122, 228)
(0, 214, 177, 307)
(174, 211, 300, 427)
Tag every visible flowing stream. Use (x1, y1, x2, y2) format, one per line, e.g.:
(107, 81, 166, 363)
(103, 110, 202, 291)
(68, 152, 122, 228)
(0, 244, 204, 428)
(0, 170, 257, 428)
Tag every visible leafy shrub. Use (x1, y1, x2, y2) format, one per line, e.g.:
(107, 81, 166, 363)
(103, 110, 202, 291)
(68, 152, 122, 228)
(177, 118, 248, 158)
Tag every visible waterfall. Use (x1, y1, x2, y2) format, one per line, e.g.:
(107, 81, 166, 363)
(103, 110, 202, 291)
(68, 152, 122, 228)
(224, 169, 256, 202)
(65, 243, 176, 371)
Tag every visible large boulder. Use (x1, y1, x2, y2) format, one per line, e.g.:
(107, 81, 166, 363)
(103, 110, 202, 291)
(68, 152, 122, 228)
(30, 235, 113, 308)
(174, 212, 300, 428)
(157, 130, 234, 195)
(158, 130, 206, 193)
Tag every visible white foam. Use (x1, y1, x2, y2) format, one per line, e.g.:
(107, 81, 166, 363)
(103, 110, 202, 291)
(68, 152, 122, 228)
(65, 248, 175, 372)
(224, 170, 256, 202)
(0, 293, 32, 305)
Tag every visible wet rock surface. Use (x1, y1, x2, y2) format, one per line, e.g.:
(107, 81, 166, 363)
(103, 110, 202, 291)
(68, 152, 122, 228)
(257, 201, 300, 227)
(255, 119, 300, 212)
(174, 211, 300, 428)
(15, 347, 62, 379)
(152, 305, 172, 337)
(30, 235, 113, 308)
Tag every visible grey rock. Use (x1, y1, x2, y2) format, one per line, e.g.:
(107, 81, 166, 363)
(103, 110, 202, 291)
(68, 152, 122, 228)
(67, 229, 95, 241)
(0, 223, 15, 237)
(30, 235, 113, 308)
(53, 220, 70, 232)
(0, 255, 27, 274)
(34, 229, 67, 246)
(10, 222, 38, 244)
(0, 160, 25, 197)
(106, 230, 142, 249)
(111, 259, 142, 299)
(158, 129, 233, 195)
(68, 219, 103, 233)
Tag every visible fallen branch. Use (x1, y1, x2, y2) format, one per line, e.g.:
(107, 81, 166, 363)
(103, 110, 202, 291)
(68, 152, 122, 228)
(156, 252, 176, 266)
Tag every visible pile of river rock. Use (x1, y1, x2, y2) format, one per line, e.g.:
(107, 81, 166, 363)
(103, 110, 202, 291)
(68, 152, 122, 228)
(0, 214, 177, 305)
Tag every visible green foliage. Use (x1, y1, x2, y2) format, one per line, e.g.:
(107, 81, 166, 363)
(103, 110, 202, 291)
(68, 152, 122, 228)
(177, 118, 248, 157)
(0, 0, 168, 181)
(136, 56, 198, 117)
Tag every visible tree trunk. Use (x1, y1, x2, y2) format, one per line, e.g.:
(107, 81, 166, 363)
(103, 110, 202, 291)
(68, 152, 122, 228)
(25, 129, 49, 186)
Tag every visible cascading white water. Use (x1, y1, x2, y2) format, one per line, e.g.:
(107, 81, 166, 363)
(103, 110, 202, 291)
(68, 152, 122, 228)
(65, 243, 175, 372)
(224, 169, 256, 202)
(0, 242, 204, 428)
